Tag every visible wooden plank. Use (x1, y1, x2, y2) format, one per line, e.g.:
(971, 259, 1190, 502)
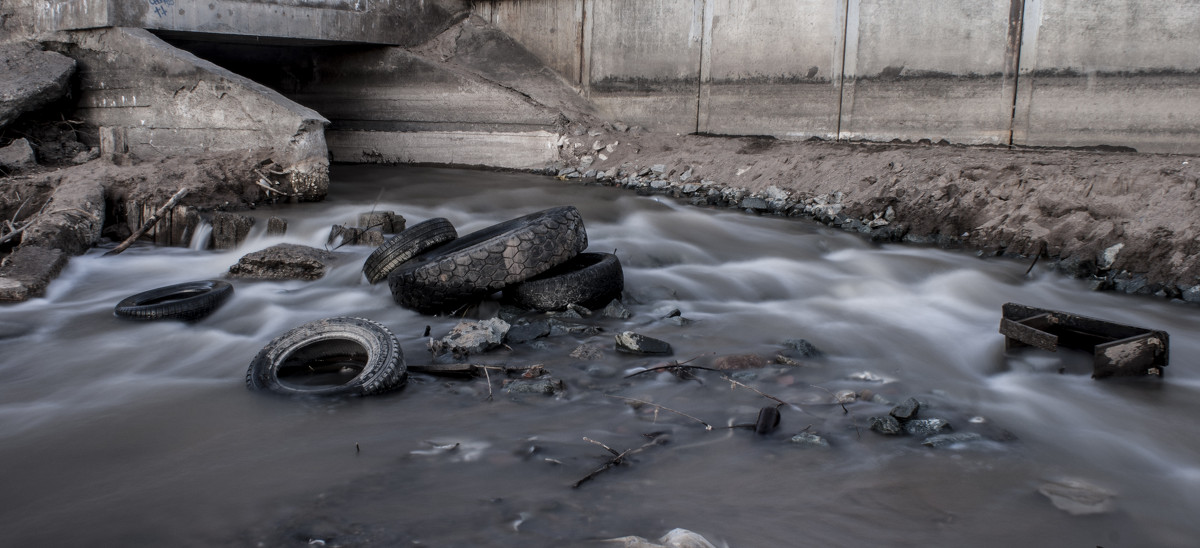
(1000, 315, 1058, 351)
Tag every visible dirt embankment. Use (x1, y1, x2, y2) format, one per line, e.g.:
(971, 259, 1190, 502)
(555, 126, 1200, 298)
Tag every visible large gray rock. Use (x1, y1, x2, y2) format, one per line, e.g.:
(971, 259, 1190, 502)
(0, 42, 76, 129)
(227, 243, 337, 280)
(0, 246, 68, 302)
(0, 138, 36, 171)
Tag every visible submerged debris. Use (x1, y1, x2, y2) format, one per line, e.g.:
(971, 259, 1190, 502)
(1000, 302, 1169, 379)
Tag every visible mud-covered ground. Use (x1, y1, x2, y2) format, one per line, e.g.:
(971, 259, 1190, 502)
(556, 125, 1200, 298)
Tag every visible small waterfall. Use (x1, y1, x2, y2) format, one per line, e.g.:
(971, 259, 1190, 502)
(188, 220, 212, 250)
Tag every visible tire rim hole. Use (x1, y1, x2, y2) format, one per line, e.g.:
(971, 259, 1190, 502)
(139, 289, 208, 306)
(277, 339, 368, 389)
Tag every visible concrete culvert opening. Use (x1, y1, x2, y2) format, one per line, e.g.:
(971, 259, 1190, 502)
(276, 339, 369, 390)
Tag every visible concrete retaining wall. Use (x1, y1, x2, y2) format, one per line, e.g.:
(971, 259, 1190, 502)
(35, 0, 469, 46)
(66, 27, 330, 196)
(476, 0, 1200, 154)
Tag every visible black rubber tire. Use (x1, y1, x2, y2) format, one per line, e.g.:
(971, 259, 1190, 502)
(504, 252, 623, 311)
(362, 218, 458, 284)
(114, 280, 233, 321)
(245, 317, 406, 397)
(388, 206, 588, 314)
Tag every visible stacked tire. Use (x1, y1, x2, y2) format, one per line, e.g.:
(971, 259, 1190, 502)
(366, 206, 624, 314)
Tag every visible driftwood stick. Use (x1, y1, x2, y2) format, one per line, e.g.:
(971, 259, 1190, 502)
(606, 394, 713, 431)
(104, 187, 188, 256)
(572, 435, 665, 489)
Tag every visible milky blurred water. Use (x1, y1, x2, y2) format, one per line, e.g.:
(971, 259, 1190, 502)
(1, 165, 1197, 547)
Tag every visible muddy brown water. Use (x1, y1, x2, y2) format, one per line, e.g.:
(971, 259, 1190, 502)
(2, 165, 1199, 547)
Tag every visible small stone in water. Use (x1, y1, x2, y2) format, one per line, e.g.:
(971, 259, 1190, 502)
(848, 371, 886, 382)
(868, 415, 903, 435)
(904, 418, 950, 435)
(569, 343, 604, 361)
(601, 299, 632, 319)
(782, 338, 823, 358)
(615, 331, 673, 355)
(790, 432, 830, 448)
(890, 397, 921, 422)
(503, 377, 566, 397)
(922, 432, 984, 448)
(1037, 478, 1117, 515)
(507, 319, 550, 343)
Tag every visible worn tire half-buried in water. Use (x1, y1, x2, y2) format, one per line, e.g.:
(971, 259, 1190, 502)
(362, 218, 458, 284)
(113, 280, 233, 321)
(388, 206, 588, 314)
(504, 252, 624, 311)
(245, 317, 407, 397)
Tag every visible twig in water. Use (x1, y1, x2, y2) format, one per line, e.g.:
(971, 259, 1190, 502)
(483, 364, 494, 402)
(572, 434, 667, 489)
(1024, 240, 1047, 276)
(805, 383, 849, 414)
(606, 394, 713, 431)
(105, 187, 189, 256)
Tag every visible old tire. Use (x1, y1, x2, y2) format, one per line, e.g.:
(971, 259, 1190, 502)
(362, 218, 457, 284)
(504, 252, 623, 311)
(114, 280, 233, 321)
(245, 317, 406, 397)
(388, 206, 588, 314)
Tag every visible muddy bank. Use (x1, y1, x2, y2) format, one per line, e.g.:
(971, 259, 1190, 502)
(554, 127, 1200, 298)
(0, 148, 313, 299)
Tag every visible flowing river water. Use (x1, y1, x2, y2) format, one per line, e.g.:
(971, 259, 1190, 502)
(2, 165, 1198, 547)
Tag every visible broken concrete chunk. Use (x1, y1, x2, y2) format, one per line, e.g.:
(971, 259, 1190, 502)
(0, 138, 37, 171)
(227, 243, 336, 280)
(0, 42, 77, 130)
(328, 224, 385, 247)
(0, 246, 68, 302)
(266, 217, 287, 236)
(615, 331, 672, 355)
(358, 211, 404, 234)
(211, 212, 255, 250)
(429, 318, 510, 356)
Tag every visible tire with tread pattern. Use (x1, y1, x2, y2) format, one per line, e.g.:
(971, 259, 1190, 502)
(388, 206, 588, 314)
(504, 252, 623, 311)
(362, 218, 457, 284)
(114, 280, 233, 321)
(245, 317, 406, 397)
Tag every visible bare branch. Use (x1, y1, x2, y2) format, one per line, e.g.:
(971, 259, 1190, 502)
(606, 394, 713, 430)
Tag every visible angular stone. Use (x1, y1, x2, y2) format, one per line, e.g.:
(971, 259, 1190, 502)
(211, 212, 255, 250)
(0, 138, 37, 171)
(889, 397, 921, 422)
(601, 299, 632, 319)
(428, 318, 510, 356)
(868, 415, 903, 435)
(227, 243, 336, 280)
(0, 246, 68, 301)
(615, 331, 672, 355)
